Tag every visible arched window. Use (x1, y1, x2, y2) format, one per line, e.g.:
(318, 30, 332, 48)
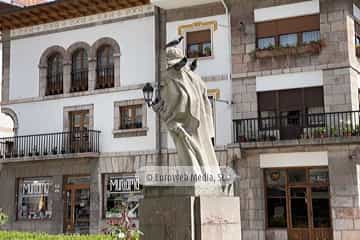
(46, 53, 63, 96)
(71, 49, 88, 92)
(96, 45, 114, 89)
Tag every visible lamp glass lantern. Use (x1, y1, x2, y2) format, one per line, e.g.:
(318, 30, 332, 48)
(142, 83, 154, 107)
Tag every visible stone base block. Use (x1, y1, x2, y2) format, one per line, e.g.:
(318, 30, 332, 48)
(140, 195, 241, 240)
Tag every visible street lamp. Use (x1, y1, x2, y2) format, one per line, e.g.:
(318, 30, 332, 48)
(142, 82, 154, 107)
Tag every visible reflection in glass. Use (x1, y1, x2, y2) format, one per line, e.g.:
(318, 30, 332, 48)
(310, 169, 329, 184)
(291, 188, 308, 228)
(265, 169, 286, 186)
(267, 198, 287, 228)
(280, 33, 298, 47)
(302, 31, 320, 44)
(258, 37, 275, 49)
(288, 169, 306, 184)
(312, 187, 331, 228)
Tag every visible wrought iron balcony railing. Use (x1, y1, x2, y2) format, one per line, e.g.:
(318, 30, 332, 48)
(233, 111, 360, 143)
(0, 130, 100, 159)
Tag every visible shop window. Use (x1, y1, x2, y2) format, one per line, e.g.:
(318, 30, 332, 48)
(186, 29, 212, 58)
(355, 21, 360, 57)
(17, 178, 52, 220)
(265, 169, 287, 228)
(103, 174, 143, 229)
(265, 167, 331, 236)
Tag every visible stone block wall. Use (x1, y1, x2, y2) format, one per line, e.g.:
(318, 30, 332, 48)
(232, 76, 257, 120)
(323, 67, 359, 112)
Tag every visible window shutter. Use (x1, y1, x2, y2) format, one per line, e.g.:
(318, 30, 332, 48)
(187, 30, 211, 44)
(256, 14, 320, 37)
(279, 89, 302, 112)
(258, 91, 277, 111)
(304, 87, 324, 108)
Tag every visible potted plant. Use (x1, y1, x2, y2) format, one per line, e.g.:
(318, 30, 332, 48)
(19, 151, 25, 157)
(61, 147, 66, 154)
(356, 45, 360, 57)
(28, 152, 33, 157)
(343, 125, 352, 137)
(318, 127, 327, 138)
(51, 147, 58, 155)
(33, 147, 40, 156)
(43, 150, 48, 156)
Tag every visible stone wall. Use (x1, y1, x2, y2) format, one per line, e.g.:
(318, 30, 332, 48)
(231, 0, 360, 115)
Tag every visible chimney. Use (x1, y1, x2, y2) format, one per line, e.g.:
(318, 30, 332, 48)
(11, 0, 47, 7)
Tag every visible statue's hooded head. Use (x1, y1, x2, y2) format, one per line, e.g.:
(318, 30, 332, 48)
(166, 47, 184, 69)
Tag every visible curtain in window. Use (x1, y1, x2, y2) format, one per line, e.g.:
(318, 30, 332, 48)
(97, 45, 114, 68)
(258, 37, 275, 49)
(302, 31, 320, 44)
(72, 49, 88, 72)
(279, 34, 298, 47)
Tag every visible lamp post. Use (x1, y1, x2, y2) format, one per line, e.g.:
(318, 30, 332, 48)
(142, 82, 155, 107)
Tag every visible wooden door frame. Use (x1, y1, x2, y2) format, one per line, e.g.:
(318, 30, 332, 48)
(63, 183, 90, 234)
(264, 167, 332, 240)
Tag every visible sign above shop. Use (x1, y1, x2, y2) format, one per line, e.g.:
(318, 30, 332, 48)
(109, 176, 141, 194)
(22, 180, 50, 196)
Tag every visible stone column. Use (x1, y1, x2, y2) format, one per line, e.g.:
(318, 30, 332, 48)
(114, 54, 121, 88)
(39, 66, 47, 96)
(140, 186, 241, 240)
(88, 59, 97, 91)
(63, 63, 71, 94)
(2, 31, 11, 104)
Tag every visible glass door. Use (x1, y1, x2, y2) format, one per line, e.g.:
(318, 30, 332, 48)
(288, 187, 310, 240)
(64, 182, 90, 234)
(69, 111, 89, 153)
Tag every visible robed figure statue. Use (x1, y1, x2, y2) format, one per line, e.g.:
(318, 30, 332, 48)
(153, 47, 220, 176)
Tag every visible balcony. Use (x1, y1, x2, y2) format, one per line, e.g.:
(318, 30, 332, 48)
(0, 130, 101, 161)
(233, 111, 360, 145)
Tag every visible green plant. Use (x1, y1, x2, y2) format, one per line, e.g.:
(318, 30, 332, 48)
(0, 231, 112, 239)
(104, 203, 143, 240)
(0, 209, 8, 225)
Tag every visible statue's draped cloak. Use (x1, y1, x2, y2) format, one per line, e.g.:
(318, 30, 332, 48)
(160, 67, 220, 174)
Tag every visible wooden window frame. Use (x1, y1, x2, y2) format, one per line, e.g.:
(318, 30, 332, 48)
(256, 14, 320, 50)
(46, 53, 64, 96)
(96, 45, 115, 90)
(184, 27, 214, 60)
(113, 99, 147, 138)
(119, 105, 143, 130)
(71, 48, 89, 93)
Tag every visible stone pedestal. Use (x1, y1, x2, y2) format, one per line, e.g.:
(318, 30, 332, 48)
(140, 187, 241, 240)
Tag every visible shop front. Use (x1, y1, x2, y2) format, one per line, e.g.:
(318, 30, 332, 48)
(102, 174, 143, 229)
(264, 167, 332, 240)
